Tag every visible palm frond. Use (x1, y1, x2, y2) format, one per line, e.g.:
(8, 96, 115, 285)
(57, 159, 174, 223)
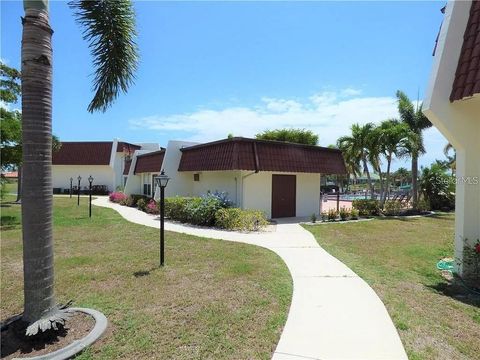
(69, 0, 139, 112)
(396, 90, 415, 128)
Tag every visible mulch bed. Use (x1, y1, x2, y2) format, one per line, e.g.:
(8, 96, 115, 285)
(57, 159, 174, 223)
(1, 312, 94, 359)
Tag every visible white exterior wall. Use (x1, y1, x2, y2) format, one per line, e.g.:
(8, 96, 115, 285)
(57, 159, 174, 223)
(162, 140, 198, 198)
(423, 0, 480, 277)
(242, 171, 321, 218)
(190, 171, 241, 205)
(52, 165, 114, 191)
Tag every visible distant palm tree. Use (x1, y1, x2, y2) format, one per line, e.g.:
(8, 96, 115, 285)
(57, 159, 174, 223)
(396, 90, 432, 209)
(21, 0, 138, 335)
(394, 167, 410, 187)
(337, 123, 376, 198)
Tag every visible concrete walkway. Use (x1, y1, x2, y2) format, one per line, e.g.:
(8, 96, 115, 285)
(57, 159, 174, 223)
(93, 197, 407, 360)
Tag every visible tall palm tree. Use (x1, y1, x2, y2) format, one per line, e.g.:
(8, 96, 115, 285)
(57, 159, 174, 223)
(376, 119, 410, 205)
(396, 90, 432, 209)
(21, 0, 138, 335)
(337, 123, 376, 198)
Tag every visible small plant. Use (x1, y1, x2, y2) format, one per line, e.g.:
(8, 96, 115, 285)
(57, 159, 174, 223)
(352, 199, 380, 217)
(327, 209, 338, 222)
(320, 211, 328, 222)
(119, 195, 135, 207)
(350, 208, 359, 220)
(310, 213, 317, 223)
(339, 207, 350, 221)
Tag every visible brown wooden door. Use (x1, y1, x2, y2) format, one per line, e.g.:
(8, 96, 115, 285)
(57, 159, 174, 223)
(271, 175, 296, 218)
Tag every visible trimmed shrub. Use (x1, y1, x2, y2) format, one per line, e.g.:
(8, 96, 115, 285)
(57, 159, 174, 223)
(352, 199, 380, 216)
(120, 196, 135, 207)
(137, 198, 147, 212)
(165, 196, 191, 221)
(109, 191, 127, 203)
(383, 200, 404, 216)
(130, 194, 150, 207)
(164, 193, 232, 226)
(215, 208, 268, 231)
(339, 207, 350, 221)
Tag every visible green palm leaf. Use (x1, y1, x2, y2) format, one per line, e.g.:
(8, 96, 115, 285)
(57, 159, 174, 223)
(69, 0, 139, 112)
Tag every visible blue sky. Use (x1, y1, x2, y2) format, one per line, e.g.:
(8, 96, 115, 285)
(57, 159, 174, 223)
(2, 0, 448, 169)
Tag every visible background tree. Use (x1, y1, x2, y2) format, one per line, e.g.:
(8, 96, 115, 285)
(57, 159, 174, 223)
(396, 90, 432, 209)
(20, 0, 138, 336)
(1, 63, 22, 171)
(394, 167, 410, 187)
(337, 123, 376, 198)
(255, 128, 318, 145)
(1, 62, 61, 202)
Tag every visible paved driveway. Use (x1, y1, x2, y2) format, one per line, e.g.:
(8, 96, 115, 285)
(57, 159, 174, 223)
(93, 197, 407, 360)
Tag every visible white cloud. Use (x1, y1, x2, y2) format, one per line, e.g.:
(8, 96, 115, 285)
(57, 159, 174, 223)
(129, 89, 397, 146)
(128, 88, 447, 168)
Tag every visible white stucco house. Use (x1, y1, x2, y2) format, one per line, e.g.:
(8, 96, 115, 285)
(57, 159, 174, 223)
(423, 0, 480, 276)
(124, 137, 346, 219)
(52, 139, 159, 193)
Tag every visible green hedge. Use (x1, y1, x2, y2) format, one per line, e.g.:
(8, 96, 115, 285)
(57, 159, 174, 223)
(164, 195, 226, 226)
(164, 195, 268, 231)
(215, 208, 269, 231)
(352, 199, 380, 216)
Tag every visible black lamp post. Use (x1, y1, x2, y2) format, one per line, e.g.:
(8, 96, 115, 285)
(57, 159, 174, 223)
(88, 175, 94, 218)
(77, 175, 81, 206)
(69, 177, 73, 198)
(155, 170, 170, 267)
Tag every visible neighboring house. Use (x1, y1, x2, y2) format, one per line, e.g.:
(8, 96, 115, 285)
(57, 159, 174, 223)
(52, 139, 159, 193)
(125, 137, 346, 218)
(423, 0, 480, 276)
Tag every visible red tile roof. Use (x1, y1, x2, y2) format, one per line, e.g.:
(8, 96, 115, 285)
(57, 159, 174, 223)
(178, 137, 346, 174)
(117, 141, 141, 153)
(450, 0, 480, 101)
(134, 150, 165, 174)
(52, 142, 113, 165)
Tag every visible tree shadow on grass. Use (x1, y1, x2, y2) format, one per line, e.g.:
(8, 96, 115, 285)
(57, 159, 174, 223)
(427, 281, 480, 308)
(133, 266, 160, 278)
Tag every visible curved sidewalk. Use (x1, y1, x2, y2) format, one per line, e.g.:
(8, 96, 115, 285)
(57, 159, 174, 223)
(93, 197, 407, 360)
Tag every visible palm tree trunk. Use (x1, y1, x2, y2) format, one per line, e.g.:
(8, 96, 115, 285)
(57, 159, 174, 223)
(21, 3, 56, 324)
(411, 154, 418, 210)
(362, 157, 375, 199)
(381, 155, 392, 207)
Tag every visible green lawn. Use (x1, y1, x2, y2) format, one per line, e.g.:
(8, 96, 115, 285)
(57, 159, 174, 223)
(2, 179, 17, 195)
(305, 215, 480, 360)
(1, 196, 292, 359)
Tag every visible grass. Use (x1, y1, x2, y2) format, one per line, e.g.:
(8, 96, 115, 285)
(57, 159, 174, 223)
(1, 195, 292, 359)
(304, 215, 480, 360)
